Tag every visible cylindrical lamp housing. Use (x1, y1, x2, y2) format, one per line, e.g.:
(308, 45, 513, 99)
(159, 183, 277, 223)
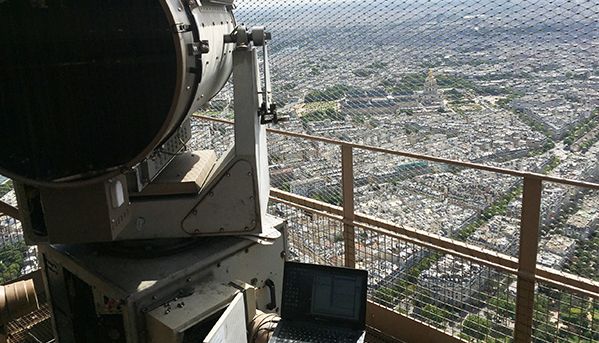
(0, 0, 235, 185)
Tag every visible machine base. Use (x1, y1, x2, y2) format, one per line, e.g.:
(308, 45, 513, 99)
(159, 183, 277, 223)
(40, 216, 286, 343)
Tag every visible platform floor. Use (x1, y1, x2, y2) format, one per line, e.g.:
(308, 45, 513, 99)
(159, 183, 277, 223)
(6, 304, 405, 343)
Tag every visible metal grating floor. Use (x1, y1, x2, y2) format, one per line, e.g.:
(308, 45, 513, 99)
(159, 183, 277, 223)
(6, 305, 54, 343)
(5, 305, 403, 343)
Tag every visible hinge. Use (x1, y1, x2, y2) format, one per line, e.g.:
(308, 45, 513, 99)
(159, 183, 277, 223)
(189, 40, 210, 55)
(172, 22, 192, 34)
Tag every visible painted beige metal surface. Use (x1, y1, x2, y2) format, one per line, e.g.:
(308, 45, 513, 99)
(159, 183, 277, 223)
(366, 302, 465, 343)
(136, 150, 216, 197)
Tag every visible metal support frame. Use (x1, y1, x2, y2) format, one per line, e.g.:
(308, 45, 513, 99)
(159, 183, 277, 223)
(514, 177, 542, 343)
(179, 44, 270, 237)
(342, 145, 355, 268)
(0, 201, 19, 221)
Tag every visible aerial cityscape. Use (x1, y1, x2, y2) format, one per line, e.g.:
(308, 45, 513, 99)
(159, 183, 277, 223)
(193, 0, 599, 339)
(0, 0, 598, 341)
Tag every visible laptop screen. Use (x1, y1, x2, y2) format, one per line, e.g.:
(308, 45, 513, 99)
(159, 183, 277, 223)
(280, 261, 368, 330)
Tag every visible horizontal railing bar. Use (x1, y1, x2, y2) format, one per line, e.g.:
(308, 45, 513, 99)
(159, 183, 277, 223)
(352, 221, 519, 275)
(272, 192, 517, 274)
(271, 189, 519, 271)
(536, 266, 599, 299)
(194, 115, 599, 190)
(271, 188, 343, 216)
(0, 201, 19, 221)
(535, 274, 599, 300)
(269, 195, 344, 221)
(354, 213, 520, 270)
(270, 188, 599, 299)
(270, 196, 517, 274)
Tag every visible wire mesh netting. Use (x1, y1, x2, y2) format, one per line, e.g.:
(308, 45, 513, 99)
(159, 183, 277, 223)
(352, 149, 525, 253)
(194, 0, 599, 178)
(353, 222, 521, 341)
(268, 134, 344, 205)
(234, 1, 599, 340)
(269, 196, 522, 341)
(270, 201, 346, 266)
(538, 182, 599, 277)
(189, 117, 235, 156)
(532, 282, 599, 343)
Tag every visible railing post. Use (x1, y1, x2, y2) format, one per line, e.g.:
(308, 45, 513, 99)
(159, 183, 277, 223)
(514, 177, 542, 343)
(341, 144, 355, 268)
(0, 200, 19, 221)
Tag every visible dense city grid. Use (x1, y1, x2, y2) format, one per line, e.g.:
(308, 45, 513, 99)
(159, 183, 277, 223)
(190, 1, 599, 341)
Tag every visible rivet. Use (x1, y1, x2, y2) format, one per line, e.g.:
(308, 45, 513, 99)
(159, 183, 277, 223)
(210, 192, 214, 196)
(195, 229, 199, 234)
(226, 173, 231, 177)
(244, 227, 249, 231)
(220, 228, 225, 232)
(193, 210, 197, 215)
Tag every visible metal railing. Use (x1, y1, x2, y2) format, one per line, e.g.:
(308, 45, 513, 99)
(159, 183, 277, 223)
(195, 114, 599, 343)
(1, 115, 599, 342)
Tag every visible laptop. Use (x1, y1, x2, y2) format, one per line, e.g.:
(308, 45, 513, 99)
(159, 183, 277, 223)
(268, 261, 368, 343)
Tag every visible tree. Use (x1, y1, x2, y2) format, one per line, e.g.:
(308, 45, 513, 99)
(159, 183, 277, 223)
(0, 180, 13, 197)
(559, 307, 590, 330)
(490, 295, 516, 319)
(375, 286, 399, 306)
(542, 140, 554, 152)
(304, 85, 350, 103)
(463, 315, 492, 340)
(422, 304, 448, 326)
(0, 242, 27, 283)
(532, 323, 557, 343)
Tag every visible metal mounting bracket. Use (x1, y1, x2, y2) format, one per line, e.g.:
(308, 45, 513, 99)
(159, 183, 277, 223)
(181, 160, 258, 235)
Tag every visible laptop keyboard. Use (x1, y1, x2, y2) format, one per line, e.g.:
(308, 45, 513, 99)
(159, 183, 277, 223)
(270, 323, 363, 343)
